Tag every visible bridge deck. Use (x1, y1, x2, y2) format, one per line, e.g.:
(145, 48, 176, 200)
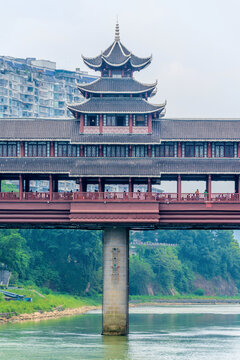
(0, 192, 239, 229)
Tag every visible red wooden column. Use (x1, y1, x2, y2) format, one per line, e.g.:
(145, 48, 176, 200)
(99, 114, 103, 134)
(237, 175, 240, 197)
(129, 145, 132, 157)
(129, 114, 133, 134)
(177, 142, 182, 157)
(49, 174, 53, 201)
(207, 142, 212, 158)
(129, 177, 133, 195)
(238, 142, 240, 158)
(177, 175, 181, 201)
(98, 178, 102, 194)
(207, 175, 212, 201)
(20, 142, 25, 157)
(79, 178, 83, 193)
(19, 174, 23, 200)
(50, 142, 55, 157)
(99, 145, 103, 157)
(148, 145, 152, 157)
(147, 178, 151, 193)
(80, 145, 84, 157)
(80, 114, 84, 134)
(148, 114, 152, 134)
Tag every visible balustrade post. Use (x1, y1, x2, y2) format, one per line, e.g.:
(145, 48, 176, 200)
(177, 175, 181, 201)
(207, 175, 212, 201)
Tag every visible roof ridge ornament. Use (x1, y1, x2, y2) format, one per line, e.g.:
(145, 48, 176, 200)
(115, 19, 120, 42)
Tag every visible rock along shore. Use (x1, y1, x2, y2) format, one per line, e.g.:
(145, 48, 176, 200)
(0, 305, 101, 324)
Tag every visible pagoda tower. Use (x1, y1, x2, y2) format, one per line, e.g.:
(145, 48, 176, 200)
(68, 22, 166, 135)
(68, 23, 166, 336)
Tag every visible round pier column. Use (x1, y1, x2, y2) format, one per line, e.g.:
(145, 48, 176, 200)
(102, 227, 129, 336)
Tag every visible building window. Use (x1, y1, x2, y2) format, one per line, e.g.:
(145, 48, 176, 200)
(104, 145, 127, 157)
(106, 116, 116, 126)
(215, 142, 234, 157)
(0, 142, 17, 157)
(135, 115, 146, 126)
(57, 142, 77, 157)
(87, 115, 97, 126)
(132, 145, 147, 157)
(185, 142, 204, 157)
(154, 143, 174, 157)
(28, 142, 47, 157)
(85, 146, 99, 157)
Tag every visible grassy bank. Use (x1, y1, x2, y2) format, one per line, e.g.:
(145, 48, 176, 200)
(130, 294, 240, 303)
(0, 288, 101, 316)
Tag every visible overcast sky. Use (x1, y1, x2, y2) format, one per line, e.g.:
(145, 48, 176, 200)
(1, 0, 240, 117)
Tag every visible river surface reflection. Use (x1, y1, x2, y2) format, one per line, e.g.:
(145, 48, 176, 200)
(0, 305, 240, 359)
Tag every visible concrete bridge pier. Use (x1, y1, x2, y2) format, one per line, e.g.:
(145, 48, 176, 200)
(102, 227, 129, 335)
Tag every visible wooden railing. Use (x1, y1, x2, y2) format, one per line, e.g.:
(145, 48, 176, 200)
(0, 192, 240, 202)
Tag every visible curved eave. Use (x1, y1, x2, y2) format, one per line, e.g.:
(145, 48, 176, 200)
(67, 102, 166, 115)
(102, 56, 131, 68)
(82, 56, 102, 70)
(77, 85, 157, 96)
(130, 59, 152, 71)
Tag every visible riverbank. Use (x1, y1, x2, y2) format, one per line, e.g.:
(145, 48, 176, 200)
(130, 294, 240, 305)
(0, 288, 101, 324)
(0, 305, 100, 324)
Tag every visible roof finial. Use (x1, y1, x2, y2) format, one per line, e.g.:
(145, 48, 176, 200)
(115, 17, 120, 42)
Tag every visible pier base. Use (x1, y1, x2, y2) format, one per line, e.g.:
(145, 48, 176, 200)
(102, 227, 129, 335)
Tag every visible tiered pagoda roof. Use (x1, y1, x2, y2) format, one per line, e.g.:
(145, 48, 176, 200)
(82, 23, 152, 72)
(68, 22, 166, 121)
(68, 97, 165, 114)
(77, 78, 157, 96)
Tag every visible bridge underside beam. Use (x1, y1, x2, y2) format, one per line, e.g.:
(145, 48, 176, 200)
(102, 227, 129, 335)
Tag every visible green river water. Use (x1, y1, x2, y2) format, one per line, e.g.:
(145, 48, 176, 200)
(0, 305, 240, 360)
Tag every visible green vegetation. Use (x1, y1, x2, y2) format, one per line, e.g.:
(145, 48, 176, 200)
(130, 294, 240, 302)
(1, 180, 18, 192)
(130, 230, 240, 296)
(0, 287, 100, 315)
(1, 228, 240, 315)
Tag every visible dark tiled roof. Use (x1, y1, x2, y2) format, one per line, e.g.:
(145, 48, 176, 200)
(68, 97, 165, 114)
(1, 157, 240, 176)
(2, 118, 240, 143)
(82, 40, 151, 71)
(159, 119, 240, 140)
(78, 78, 157, 95)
